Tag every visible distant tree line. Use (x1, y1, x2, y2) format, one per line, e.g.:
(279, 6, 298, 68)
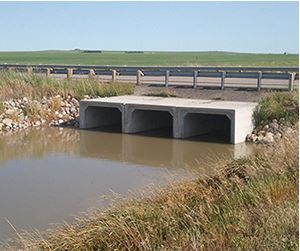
(73, 49, 144, 54)
(124, 51, 144, 54)
(82, 50, 102, 53)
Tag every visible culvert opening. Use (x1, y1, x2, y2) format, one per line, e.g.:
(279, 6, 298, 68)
(183, 113, 231, 143)
(130, 109, 173, 138)
(84, 106, 122, 132)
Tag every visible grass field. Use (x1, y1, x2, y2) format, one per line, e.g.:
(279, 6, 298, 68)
(0, 50, 298, 66)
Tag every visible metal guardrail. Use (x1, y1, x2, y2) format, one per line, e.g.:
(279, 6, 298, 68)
(0, 63, 298, 91)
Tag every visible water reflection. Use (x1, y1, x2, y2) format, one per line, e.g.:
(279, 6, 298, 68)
(0, 127, 255, 242)
(0, 127, 254, 170)
(0, 128, 80, 163)
(79, 129, 253, 169)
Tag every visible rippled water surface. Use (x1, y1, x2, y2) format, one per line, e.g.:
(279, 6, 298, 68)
(0, 127, 254, 241)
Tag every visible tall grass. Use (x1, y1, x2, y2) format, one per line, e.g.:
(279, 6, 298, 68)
(0, 71, 135, 101)
(253, 91, 299, 127)
(5, 130, 298, 250)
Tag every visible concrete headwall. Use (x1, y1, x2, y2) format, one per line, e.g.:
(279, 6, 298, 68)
(79, 96, 257, 144)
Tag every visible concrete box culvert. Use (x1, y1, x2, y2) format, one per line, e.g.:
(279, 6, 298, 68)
(79, 96, 257, 144)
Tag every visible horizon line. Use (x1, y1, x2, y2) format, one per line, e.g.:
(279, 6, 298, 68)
(0, 49, 299, 55)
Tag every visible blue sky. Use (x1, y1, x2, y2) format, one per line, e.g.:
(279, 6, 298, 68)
(0, 1, 298, 53)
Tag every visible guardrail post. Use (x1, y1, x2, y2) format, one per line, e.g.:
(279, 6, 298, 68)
(67, 68, 73, 79)
(257, 71, 262, 91)
(288, 72, 296, 91)
(89, 69, 96, 78)
(46, 68, 51, 77)
(220, 71, 226, 90)
(136, 70, 144, 85)
(193, 70, 198, 88)
(165, 70, 170, 87)
(112, 70, 117, 82)
(27, 67, 33, 76)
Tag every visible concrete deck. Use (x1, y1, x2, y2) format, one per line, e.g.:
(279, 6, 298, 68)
(80, 96, 257, 144)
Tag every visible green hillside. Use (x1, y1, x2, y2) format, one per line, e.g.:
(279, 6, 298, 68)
(0, 50, 298, 66)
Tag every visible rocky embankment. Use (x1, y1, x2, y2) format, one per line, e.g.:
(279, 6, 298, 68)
(246, 118, 295, 144)
(0, 95, 81, 132)
(0, 95, 297, 145)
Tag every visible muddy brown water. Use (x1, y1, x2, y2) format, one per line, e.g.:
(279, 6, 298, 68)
(0, 127, 255, 242)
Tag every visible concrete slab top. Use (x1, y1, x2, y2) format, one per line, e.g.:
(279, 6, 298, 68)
(81, 95, 258, 110)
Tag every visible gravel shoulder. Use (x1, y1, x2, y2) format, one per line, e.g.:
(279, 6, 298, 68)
(134, 85, 287, 102)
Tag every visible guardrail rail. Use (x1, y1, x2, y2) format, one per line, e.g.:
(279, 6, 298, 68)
(0, 64, 298, 91)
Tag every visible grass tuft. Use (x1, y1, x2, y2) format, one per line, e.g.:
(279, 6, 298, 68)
(144, 88, 177, 97)
(253, 91, 299, 127)
(23, 102, 43, 122)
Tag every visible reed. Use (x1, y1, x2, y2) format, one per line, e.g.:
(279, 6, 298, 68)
(0, 71, 135, 101)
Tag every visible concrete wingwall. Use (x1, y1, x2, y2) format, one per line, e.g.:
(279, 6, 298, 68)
(234, 107, 256, 144)
(79, 98, 256, 144)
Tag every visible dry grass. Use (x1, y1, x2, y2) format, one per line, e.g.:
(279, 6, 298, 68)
(143, 88, 177, 97)
(2, 129, 298, 251)
(22, 102, 43, 122)
(0, 71, 135, 101)
(253, 90, 299, 127)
